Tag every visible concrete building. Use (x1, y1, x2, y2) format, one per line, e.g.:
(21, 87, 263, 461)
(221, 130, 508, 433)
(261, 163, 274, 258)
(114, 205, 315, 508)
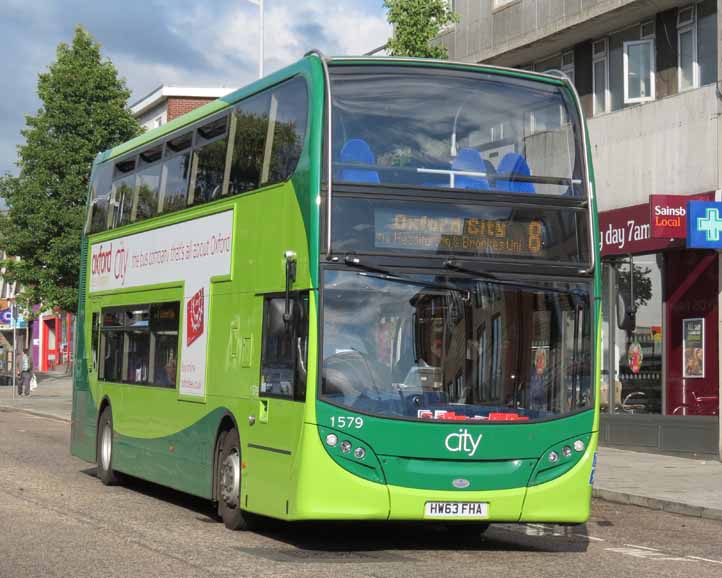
(130, 86, 234, 131)
(439, 0, 721, 458)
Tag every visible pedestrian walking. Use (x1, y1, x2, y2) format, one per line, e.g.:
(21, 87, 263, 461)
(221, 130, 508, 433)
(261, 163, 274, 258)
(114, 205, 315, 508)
(17, 348, 32, 397)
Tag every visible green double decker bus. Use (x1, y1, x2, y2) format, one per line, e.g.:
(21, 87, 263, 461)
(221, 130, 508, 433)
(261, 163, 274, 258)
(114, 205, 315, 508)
(71, 53, 600, 531)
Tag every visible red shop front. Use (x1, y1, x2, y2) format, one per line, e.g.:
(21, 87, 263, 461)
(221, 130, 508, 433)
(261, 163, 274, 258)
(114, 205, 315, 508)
(598, 194, 720, 458)
(37, 311, 73, 372)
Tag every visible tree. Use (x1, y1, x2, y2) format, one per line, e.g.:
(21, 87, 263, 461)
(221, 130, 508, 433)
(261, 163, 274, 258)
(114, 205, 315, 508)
(384, 0, 459, 58)
(0, 26, 140, 314)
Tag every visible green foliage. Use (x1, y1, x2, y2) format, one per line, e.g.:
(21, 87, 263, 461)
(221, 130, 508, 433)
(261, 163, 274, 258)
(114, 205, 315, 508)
(618, 265, 653, 310)
(384, 0, 459, 59)
(0, 26, 140, 314)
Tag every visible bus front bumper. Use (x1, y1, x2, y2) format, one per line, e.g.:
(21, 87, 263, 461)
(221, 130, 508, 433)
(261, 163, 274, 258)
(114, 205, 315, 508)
(292, 423, 597, 523)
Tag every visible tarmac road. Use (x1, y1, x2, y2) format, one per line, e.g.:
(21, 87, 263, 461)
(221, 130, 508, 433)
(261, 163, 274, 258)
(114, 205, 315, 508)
(1, 409, 721, 578)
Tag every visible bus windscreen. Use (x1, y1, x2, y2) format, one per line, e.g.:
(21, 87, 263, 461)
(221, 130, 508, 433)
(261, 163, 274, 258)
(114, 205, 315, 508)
(330, 66, 584, 197)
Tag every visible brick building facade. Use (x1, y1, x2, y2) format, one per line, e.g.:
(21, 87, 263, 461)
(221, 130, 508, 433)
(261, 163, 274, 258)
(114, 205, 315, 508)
(130, 86, 235, 130)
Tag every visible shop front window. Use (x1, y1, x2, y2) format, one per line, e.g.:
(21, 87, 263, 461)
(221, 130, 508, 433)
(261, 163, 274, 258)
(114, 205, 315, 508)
(607, 255, 663, 414)
(665, 250, 719, 416)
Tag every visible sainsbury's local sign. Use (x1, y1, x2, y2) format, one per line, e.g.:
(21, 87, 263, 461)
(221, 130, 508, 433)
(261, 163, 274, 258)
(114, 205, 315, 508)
(599, 192, 715, 256)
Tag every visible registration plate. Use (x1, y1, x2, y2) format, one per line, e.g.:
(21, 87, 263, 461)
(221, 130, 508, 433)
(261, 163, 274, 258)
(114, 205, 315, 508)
(424, 501, 489, 518)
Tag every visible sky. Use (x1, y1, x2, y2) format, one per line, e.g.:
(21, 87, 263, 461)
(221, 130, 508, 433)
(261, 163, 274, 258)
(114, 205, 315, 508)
(0, 0, 391, 175)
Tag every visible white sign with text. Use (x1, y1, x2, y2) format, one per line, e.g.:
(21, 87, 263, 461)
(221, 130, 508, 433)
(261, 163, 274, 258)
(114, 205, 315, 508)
(89, 210, 234, 397)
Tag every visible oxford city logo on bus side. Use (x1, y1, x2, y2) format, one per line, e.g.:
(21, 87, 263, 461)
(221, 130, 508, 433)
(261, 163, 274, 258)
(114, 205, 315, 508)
(444, 428, 483, 457)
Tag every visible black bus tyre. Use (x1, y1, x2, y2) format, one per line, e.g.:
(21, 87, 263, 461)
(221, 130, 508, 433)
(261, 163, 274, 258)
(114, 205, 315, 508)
(97, 408, 120, 486)
(217, 428, 256, 531)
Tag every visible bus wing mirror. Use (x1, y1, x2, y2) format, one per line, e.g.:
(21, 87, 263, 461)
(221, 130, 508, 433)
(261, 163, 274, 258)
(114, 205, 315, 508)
(616, 292, 636, 332)
(283, 251, 297, 324)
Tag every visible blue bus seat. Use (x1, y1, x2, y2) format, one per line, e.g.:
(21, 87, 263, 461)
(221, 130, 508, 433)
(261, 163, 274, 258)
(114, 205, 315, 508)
(451, 148, 489, 190)
(497, 152, 535, 193)
(338, 139, 380, 184)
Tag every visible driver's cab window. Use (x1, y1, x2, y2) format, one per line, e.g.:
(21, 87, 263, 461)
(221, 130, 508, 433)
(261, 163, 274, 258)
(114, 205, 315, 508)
(260, 292, 309, 400)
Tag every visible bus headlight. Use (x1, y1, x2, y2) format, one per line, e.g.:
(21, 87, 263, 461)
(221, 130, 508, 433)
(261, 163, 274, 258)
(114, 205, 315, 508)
(325, 433, 338, 447)
(574, 440, 585, 452)
(562, 446, 572, 458)
(353, 447, 366, 460)
(340, 440, 352, 453)
(548, 451, 559, 463)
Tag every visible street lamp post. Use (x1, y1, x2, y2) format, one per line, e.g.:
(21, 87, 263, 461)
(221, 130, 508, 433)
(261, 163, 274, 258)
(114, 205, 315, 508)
(247, 0, 264, 78)
(10, 300, 16, 400)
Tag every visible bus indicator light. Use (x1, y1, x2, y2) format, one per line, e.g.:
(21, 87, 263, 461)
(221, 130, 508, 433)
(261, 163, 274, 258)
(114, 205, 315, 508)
(325, 434, 338, 447)
(562, 446, 572, 458)
(340, 440, 352, 453)
(574, 440, 585, 452)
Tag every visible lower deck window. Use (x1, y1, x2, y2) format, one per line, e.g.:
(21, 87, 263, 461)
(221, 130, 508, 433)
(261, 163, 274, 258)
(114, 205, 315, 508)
(98, 301, 180, 387)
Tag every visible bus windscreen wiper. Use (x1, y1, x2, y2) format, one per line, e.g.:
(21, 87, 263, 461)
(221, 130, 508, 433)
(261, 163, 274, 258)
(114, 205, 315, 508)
(444, 259, 586, 295)
(343, 255, 469, 297)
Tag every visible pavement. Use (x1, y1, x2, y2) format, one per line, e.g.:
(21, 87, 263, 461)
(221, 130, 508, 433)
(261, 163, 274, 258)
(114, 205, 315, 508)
(1, 372, 721, 522)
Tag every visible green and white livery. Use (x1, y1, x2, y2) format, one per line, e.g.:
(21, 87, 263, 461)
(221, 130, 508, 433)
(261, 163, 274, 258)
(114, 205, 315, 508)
(72, 54, 601, 530)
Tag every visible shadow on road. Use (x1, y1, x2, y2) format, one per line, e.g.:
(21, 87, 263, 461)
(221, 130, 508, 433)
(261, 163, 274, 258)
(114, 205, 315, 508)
(81, 466, 591, 556)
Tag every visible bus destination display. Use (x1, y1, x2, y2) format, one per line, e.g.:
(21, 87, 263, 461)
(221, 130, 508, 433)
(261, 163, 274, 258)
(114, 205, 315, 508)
(374, 209, 544, 257)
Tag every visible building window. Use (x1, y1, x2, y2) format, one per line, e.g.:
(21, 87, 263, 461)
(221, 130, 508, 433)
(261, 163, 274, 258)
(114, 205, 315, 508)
(561, 50, 575, 84)
(493, 0, 519, 10)
(678, 5, 699, 92)
(697, 0, 717, 86)
(592, 39, 609, 116)
(640, 19, 655, 40)
(623, 40, 655, 103)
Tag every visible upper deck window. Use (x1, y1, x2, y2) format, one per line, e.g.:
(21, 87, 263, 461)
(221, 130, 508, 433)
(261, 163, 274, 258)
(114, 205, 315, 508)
(329, 66, 584, 197)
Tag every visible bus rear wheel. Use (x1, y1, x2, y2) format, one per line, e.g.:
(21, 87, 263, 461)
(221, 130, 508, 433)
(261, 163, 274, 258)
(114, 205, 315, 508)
(216, 428, 257, 531)
(96, 407, 120, 486)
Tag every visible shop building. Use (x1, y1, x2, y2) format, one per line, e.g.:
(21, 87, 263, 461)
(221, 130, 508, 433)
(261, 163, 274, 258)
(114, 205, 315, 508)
(439, 0, 722, 458)
(130, 86, 236, 131)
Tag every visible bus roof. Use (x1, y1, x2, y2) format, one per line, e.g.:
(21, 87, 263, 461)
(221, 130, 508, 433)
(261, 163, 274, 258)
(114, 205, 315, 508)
(98, 55, 569, 165)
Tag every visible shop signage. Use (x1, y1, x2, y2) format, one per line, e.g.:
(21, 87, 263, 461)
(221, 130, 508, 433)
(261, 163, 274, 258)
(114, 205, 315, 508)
(682, 318, 704, 378)
(686, 201, 722, 249)
(599, 192, 715, 257)
(627, 341, 643, 374)
(649, 195, 691, 238)
(599, 203, 679, 257)
(0, 307, 27, 330)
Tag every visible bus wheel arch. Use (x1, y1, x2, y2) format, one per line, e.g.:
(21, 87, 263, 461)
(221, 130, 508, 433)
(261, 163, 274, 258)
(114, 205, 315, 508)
(94, 396, 111, 462)
(213, 415, 261, 531)
(96, 403, 120, 486)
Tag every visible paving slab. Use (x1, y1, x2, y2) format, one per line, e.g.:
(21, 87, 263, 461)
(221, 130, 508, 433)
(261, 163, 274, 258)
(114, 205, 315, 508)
(594, 446, 722, 521)
(0, 370, 72, 422)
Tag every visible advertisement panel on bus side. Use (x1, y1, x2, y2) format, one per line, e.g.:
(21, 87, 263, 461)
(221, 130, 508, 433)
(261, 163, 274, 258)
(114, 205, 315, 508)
(88, 210, 234, 397)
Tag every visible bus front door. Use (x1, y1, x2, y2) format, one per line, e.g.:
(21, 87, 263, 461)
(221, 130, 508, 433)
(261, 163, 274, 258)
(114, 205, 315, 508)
(245, 293, 307, 518)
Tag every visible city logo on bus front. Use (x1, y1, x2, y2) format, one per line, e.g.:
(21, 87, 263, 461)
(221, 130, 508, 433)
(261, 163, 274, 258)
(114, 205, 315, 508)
(186, 288, 204, 346)
(444, 428, 483, 457)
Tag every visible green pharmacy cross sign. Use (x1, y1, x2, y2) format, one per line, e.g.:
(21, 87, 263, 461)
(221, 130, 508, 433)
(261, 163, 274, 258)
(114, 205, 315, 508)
(687, 201, 722, 248)
(698, 208, 722, 241)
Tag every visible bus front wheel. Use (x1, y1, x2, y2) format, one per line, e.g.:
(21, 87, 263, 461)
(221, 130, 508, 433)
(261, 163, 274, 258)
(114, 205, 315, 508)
(96, 408, 120, 486)
(217, 428, 256, 531)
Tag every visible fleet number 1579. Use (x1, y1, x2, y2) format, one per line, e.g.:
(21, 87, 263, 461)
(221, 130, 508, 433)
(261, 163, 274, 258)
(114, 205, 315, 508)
(330, 416, 364, 429)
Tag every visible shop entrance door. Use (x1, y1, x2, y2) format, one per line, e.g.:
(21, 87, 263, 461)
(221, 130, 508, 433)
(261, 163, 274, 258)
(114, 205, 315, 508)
(665, 250, 719, 416)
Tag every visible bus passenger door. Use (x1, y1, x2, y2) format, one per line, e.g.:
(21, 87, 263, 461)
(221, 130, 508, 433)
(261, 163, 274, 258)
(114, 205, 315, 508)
(86, 300, 101, 389)
(246, 292, 308, 518)
(72, 299, 102, 461)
